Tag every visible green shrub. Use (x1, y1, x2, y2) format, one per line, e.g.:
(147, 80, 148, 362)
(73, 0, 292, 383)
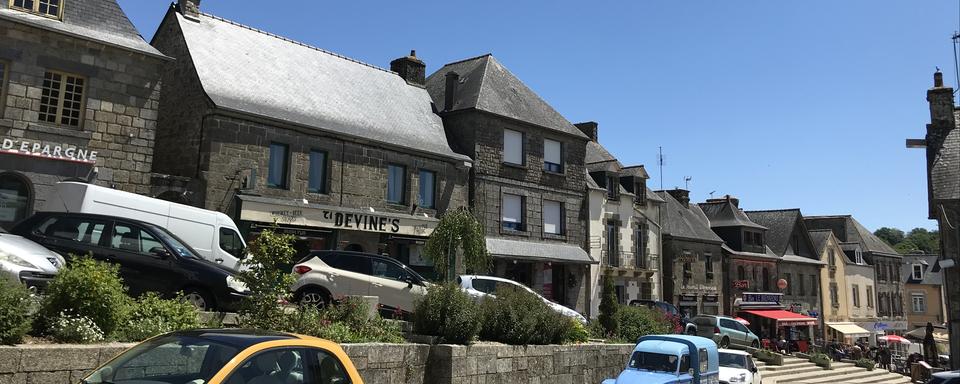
(117, 293, 203, 342)
(564, 319, 591, 344)
(412, 283, 482, 344)
(809, 352, 832, 369)
(598, 276, 618, 336)
(38, 257, 132, 337)
(282, 297, 404, 343)
(235, 228, 298, 331)
(855, 358, 875, 371)
(478, 285, 579, 345)
(49, 312, 104, 344)
(616, 305, 673, 342)
(0, 279, 33, 344)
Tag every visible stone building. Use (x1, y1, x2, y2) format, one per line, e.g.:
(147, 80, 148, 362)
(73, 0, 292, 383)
(582, 124, 663, 317)
(657, 189, 724, 318)
(902, 254, 946, 329)
(425, 54, 593, 313)
(149, 1, 470, 279)
(0, 0, 166, 229)
(805, 215, 905, 337)
(809, 229, 876, 342)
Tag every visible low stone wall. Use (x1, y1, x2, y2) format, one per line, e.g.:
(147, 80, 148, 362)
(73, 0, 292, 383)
(0, 342, 632, 384)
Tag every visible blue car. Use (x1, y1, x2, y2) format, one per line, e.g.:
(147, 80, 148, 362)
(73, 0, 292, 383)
(602, 335, 720, 384)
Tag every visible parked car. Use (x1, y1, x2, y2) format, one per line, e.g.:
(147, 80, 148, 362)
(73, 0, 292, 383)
(693, 315, 760, 349)
(0, 226, 65, 291)
(291, 250, 430, 315)
(718, 348, 761, 384)
(81, 329, 363, 384)
(602, 334, 720, 384)
(459, 275, 587, 324)
(11, 212, 248, 311)
(928, 371, 960, 384)
(629, 300, 695, 334)
(43, 181, 247, 269)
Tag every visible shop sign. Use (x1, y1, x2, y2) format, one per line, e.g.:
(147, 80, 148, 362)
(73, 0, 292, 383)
(860, 321, 908, 332)
(740, 292, 782, 306)
(241, 199, 437, 237)
(1, 138, 98, 164)
(733, 280, 749, 289)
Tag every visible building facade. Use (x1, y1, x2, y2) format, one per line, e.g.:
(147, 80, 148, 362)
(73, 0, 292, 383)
(425, 54, 593, 313)
(149, 1, 470, 282)
(657, 189, 724, 318)
(902, 254, 946, 329)
(809, 229, 877, 342)
(583, 125, 662, 317)
(0, 0, 166, 230)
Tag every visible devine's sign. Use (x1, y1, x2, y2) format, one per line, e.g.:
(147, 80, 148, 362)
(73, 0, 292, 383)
(1, 138, 98, 164)
(240, 199, 437, 237)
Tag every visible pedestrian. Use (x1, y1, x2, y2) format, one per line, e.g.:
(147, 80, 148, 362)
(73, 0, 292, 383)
(880, 346, 892, 371)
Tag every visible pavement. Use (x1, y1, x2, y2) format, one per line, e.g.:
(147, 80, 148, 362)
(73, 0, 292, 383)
(758, 355, 912, 384)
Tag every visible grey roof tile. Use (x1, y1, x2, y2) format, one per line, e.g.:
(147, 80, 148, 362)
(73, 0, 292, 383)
(698, 200, 766, 230)
(807, 229, 833, 256)
(0, 0, 164, 58)
(425, 54, 588, 139)
(170, 12, 467, 161)
(931, 119, 960, 201)
(804, 215, 900, 258)
(657, 191, 723, 243)
(901, 254, 943, 285)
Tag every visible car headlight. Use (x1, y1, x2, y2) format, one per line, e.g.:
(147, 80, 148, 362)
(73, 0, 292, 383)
(0, 249, 38, 269)
(728, 373, 747, 383)
(226, 275, 249, 293)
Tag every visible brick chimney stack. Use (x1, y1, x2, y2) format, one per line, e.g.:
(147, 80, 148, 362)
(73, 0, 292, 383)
(575, 122, 599, 142)
(668, 189, 690, 208)
(179, 0, 201, 20)
(390, 50, 426, 87)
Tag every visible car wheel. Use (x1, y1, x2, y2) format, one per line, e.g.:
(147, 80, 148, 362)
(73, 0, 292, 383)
(751, 340, 759, 349)
(181, 288, 215, 312)
(720, 336, 730, 348)
(296, 287, 331, 308)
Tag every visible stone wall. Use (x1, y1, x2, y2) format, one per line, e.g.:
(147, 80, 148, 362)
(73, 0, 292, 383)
(661, 237, 724, 317)
(0, 343, 632, 384)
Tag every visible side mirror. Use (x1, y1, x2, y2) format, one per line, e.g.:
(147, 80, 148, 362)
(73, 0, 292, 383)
(404, 276, 414, 288)
(751, 367, 758, 373)
(149, 247, 171, 259)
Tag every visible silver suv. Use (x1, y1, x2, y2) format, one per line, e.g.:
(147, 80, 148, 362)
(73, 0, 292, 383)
(693, 315, 760, 349)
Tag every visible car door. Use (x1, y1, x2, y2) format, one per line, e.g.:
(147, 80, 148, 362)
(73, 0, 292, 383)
(319, 253, 372, 297)
(719, 319, 745, 346)
(220, 347, 312, 384)
(106, 221, 181, 297)
(369, 257, 419, 313)
(735, 322, 755, 346)
(747, 355, 761, 384)
(28, 215, 111, 263)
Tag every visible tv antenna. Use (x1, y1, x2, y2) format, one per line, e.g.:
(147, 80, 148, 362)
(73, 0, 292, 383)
(658, 146, 664, 190)
(709, 190, 716, 198)
(684, 176, 692, 190)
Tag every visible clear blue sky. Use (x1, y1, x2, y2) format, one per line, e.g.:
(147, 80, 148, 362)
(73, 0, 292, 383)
(119, 1, 957, 232)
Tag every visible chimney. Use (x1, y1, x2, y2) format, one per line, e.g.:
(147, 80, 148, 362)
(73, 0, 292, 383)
(575, 122, 599, 142)
(178, 0, 201, 20)
(705, 194, 739, 208)
(668, 188, 690, 208)
(390, 50, 426, 87)
(443, 72, 459, 112)
(925, 69, 956, 219)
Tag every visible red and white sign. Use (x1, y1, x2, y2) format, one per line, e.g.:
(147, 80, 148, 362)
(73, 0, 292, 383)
(733, 280, 750, 289)
(1, 138, 98, 164)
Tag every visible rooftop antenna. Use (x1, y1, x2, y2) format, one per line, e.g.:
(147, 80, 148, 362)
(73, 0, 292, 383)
(684, 176, 692, 190)
(709, 190, 716, 198)
(658, 146, 664, 190)
(953, 0, 960, 97)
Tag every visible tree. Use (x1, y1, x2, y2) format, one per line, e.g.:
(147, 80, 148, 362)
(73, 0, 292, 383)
(422, 207, 490, 282)
(874, 227, 905, 246)
(905, 228, 939, 255)
(598, 275, 619, 336)
(235, 227, 298, 330)
(874, 226, 940, 255)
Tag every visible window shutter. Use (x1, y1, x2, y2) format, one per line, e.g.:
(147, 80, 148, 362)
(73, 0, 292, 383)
(544, 139, 561, 165)
(543, 200, 562, 234)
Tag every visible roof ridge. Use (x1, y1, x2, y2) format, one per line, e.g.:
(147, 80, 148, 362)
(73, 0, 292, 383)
(807, 229, 833, 233)
(197, 12, 395, 75)
(443, 53, 493, 67)
(744, 208, 800, 213)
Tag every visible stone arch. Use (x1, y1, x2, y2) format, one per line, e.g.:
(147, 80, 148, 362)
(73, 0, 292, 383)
(0, 172, 34, 229)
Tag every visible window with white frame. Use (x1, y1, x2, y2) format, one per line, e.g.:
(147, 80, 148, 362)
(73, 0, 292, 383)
(543, 139, 562, 173)
(501, 194, 524, 231)
(542, 200, 563, 235)
(854, 249, 864, 264)
(912, 293, 926, 313)
(866, 286, 874, 308)
(10, 0, 63, 19)
(503, 129, 523, 165)
(912, 263, 923, 281)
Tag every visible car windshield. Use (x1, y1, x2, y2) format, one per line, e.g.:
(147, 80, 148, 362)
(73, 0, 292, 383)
(628, 351, 679, 373)
(83, 334, 240, 384)
(150, 227, 200, 259)
(719, 352, 748, 369)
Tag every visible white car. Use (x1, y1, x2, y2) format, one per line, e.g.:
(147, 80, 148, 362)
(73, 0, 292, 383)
(718, 348, 761, 384)
(458, 275, 587, 324)
(291, 250, 429, 315)
(0, 227, 65, 291)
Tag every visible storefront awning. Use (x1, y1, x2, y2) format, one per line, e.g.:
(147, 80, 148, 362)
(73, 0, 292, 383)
(237, 195, 438, 237)
(826, 322, 871, 337)
(742, 309, 818, 326)
(485, 237, 597, 264)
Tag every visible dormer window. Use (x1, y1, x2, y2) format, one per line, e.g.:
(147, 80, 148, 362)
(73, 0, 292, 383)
(10, 0, 63, 20)
(636, 180, 647, 206)
(912, 263, 923, 281)
(606, 174, 619, 199)
(754, 232, 763, 247)
(854, 249, 864, 264)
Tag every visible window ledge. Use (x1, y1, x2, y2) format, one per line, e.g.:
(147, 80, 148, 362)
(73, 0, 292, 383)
(542, 233, 567, 241)
(502, 162, 526, 170)
(543, 170, 566, 177)
(500, 228, 530, 237)
(27, 122, 91, 139)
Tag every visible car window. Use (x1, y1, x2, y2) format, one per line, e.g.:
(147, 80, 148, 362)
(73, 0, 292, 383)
(152, 227, 200, 259)
(224, 348, 310, 384)
(628, 351, 679, 373)
(719, 319, 736, 329)
(36, 216, 107, 246)
(322, 254, 371, 275)
(313, 349, 352, 384)
(471, 278, 497, 294)
(736, 322, 749, 333)
(219, 228, 245, 258)
(83, 334, 239, 384)
(371, 259, 408, 281)
(679, 354, 691, 374)
(719, 352, 747, 369)
(111, 224, 164, 255)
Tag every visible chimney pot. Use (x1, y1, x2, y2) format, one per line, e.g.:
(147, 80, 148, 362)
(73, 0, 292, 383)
(444, 72, 460, 112)
(575, 122, 599, 142)
(935, 70, 944, 88)
(178, 0, 201, 19)
(390, 50, 426, 87)
(668, 188, 690, 208)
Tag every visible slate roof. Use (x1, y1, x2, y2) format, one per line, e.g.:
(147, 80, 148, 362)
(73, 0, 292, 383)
(425, 54, 588, 139)
(698, 200, 766, 230)
(902, 254, 943, 285)
(621, 166, 650, 179)
(781, 254, 827, 266)
(167, 10, 468, 161)
(722, 244, 781, 261)
(0, 0, 164, 59)
(804, 215, 900, 258)
(807, 229, 832, 256)
(657, 191, 723, 243)
(745, 209, 819, 261)
(930, 111, 960, 201)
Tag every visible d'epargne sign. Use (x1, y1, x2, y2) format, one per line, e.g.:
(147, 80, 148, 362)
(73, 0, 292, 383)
(1, 138, 98, 164)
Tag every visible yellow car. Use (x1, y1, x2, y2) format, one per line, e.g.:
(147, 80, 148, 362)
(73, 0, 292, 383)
(80, 329, 362, 384)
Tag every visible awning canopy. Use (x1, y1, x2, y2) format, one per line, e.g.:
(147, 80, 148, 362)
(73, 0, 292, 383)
(826, 322, 872, 337)
(742, 309, 818, 326)
(485, 237, 597, 264)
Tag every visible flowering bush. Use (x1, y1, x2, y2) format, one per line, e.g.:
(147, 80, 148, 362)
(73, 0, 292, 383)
(38, 257, 131, 337)
(117, 293, 202, 342)
(0, 279, 33, 345)
(50, 312, 104, 344)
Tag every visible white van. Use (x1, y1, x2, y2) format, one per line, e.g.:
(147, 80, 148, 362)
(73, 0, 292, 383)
(42, 182, 246, 269)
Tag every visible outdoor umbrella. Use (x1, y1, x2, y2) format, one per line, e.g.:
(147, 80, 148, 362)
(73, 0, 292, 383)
(734, 317, 750, 326)
(879, 335, 911, 344)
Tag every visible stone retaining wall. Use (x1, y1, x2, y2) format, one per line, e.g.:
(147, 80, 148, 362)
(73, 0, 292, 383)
(0, 342, 632, 384)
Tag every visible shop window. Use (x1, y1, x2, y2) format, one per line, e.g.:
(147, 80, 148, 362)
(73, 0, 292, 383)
(762, 268, 770, 291)
(501, 193, 525, 231)
(39, 70, 85, 127)
(542, 200, 563, 235)
(866, 286, 874, 308)
(267, 143, 289, 189)
(418, 170, 435, 209)
(503, 129, 523, 165)
(852, 285, 860, 307)
(912, 293, 926, 313)
(10, 0, 62, 20)
(543, 138, 562, 173)
(0, 173, 32, 230)
(386, 164, 406, 204)
(308, 150, 327, 193)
